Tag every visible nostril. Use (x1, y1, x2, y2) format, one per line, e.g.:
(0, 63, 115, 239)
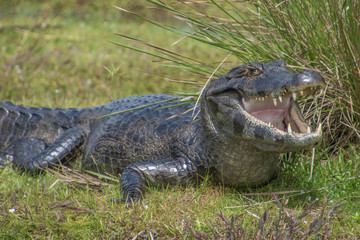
(288, 70, 325, 90)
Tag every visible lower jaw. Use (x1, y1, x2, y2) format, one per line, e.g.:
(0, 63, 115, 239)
(212, 152, 280, 187)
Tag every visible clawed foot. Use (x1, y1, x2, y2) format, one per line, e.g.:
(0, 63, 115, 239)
(120, 167, 145, 204)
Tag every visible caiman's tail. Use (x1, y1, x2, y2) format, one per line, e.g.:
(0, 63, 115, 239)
(0, 101, 94, 171)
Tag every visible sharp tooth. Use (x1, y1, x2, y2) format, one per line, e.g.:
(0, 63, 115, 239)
(273, 98, 277, 106)
(278, 96, 282, 103)
(268, 122, 271, 127)
(300, 90, 304, 96)
(287, 123, 292, 134)
(292, 92, 297, 100)
(307, 126, 311, 134)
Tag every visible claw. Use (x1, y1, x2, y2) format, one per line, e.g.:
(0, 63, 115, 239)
(317, 123, 322, 134)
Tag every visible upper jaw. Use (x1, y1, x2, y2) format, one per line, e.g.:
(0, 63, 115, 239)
(239, 69, 325, 137)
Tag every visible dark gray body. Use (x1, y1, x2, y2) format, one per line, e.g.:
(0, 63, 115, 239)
(0, 60, 325, 202)
(0, 95, 205, 173)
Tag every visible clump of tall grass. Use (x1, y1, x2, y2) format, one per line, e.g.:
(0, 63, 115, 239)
(114, 0, 360, 150)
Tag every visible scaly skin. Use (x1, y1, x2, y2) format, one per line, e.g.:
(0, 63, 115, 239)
(0, 59, 325, 202)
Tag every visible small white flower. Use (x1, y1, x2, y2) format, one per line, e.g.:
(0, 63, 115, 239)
(15, 65, 22, 74)
(307, 196, 311, 201)
(304, 220, 307, 224)
(9, 208, 16, 213)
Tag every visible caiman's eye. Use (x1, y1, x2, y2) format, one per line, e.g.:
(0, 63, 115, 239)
(235, 66, 262, 78)
(248, 66, 262, 77)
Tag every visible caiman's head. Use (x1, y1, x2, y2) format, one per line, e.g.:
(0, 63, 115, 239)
(202, 59, 325, 152)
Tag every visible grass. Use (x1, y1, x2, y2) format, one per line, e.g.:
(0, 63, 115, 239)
(1, 0, 360, 239)
(0, 0, 221, 107)
(2, 148, 360, 238)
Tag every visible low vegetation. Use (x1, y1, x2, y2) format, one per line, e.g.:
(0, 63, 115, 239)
(0, 0, 359, 238)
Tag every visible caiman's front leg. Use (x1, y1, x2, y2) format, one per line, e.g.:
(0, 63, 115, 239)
(121, 158, 197, 202)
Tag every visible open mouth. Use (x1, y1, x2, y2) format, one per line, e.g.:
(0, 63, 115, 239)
(241, 88, 323, 135)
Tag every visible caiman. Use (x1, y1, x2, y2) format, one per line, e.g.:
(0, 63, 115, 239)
(0, 59, 325, 202)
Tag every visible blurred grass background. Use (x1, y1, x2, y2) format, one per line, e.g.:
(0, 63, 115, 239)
(1, 0, 360, 239)
(0, 0, 225, 108)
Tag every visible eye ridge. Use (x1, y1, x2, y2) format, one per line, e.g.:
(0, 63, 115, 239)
(235, 66, 262, 78)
